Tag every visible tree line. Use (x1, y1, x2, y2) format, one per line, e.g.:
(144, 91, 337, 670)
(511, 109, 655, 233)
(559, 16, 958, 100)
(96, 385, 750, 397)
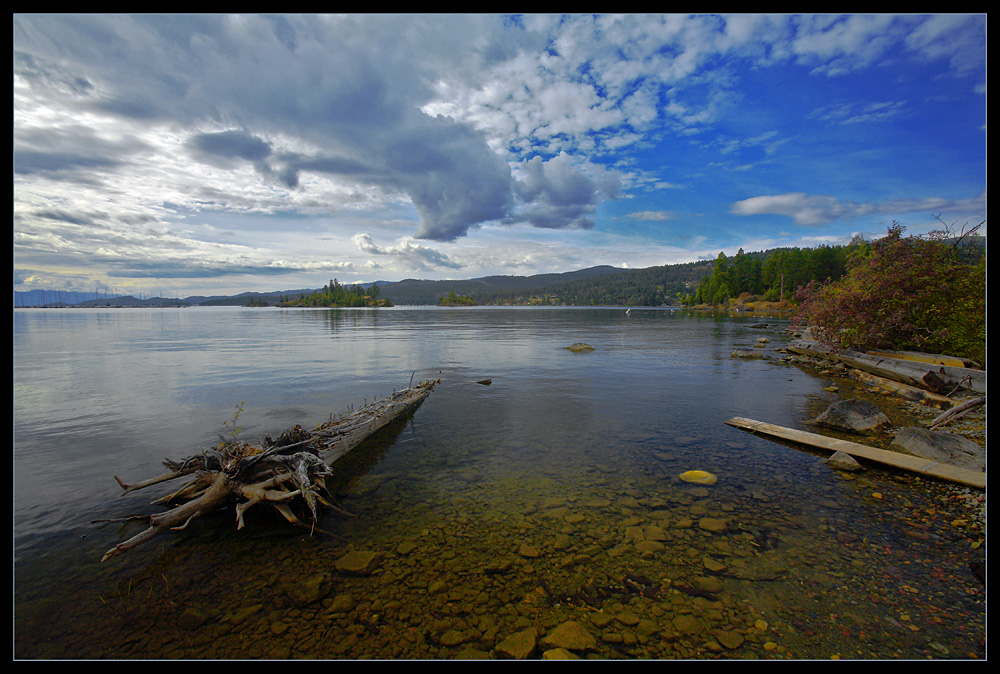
(690, 244, 850, 306)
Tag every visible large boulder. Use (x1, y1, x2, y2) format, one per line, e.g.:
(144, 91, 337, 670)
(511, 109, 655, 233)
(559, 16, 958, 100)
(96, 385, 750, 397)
(890, 427, 985, 472)
(813, 399, 891, 435)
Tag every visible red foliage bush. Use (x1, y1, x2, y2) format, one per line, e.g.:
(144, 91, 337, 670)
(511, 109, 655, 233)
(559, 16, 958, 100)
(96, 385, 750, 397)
(795, 222, 985, 364)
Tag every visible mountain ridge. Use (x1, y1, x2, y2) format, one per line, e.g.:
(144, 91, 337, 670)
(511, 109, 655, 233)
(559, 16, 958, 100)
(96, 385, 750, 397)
(13, 265, 627, 307)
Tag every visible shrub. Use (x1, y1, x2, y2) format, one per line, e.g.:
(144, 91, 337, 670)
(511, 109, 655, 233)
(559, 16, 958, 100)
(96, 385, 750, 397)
(795, 220, 985, 364)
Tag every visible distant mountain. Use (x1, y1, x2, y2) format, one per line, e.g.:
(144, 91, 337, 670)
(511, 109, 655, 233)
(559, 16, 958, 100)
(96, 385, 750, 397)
(10, 266, 679, 308)
(14, 289, 110, 307)
(374, 265, 625, 305)
(192, 289, 320, 306)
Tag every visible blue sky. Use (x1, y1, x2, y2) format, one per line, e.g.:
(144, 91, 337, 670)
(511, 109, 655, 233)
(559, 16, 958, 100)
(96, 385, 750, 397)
(14, 14, 986, 297)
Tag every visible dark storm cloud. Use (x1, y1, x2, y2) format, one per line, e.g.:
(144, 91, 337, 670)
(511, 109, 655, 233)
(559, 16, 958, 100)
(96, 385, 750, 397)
(14, 151, 123, 176)
(512, 153, 620, 231)
(14, 14, 606, 241)
(188, 130, 273, 166)
(33, 209, 106, 226)
(14, 51, 93, 96)
(14, 124, 149, 178)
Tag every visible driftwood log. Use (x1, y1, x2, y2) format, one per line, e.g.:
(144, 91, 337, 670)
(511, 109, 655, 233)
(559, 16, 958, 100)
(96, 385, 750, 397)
(787, 340, 986, 394)
(929, 396, 986, 431)
(101, 379, 437, 562)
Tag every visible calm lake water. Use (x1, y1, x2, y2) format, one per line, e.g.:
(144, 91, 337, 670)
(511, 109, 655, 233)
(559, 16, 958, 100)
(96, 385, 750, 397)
(13, 306, 985, 659)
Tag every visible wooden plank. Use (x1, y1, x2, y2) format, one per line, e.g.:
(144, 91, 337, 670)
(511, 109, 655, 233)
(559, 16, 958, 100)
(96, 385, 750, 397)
(724, 416, 985, 489)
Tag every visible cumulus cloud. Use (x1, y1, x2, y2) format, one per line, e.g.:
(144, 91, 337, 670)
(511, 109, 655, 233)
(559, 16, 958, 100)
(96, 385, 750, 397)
(12, 13, 986, 294)
(511, 153, 620, 230)
(14, 15, 521, 242)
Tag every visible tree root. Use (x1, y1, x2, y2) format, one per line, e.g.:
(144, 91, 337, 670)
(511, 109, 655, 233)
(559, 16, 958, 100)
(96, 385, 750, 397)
(100, 379, 437, 561)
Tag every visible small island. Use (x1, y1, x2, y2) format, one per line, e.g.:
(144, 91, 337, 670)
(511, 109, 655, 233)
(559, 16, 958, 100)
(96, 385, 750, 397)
(284, 279, 392, 308)
(438, 291, 476, 306)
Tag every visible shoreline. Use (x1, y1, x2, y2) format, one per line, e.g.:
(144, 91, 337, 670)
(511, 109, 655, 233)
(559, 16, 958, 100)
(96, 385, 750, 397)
(774, 339, 986, 564)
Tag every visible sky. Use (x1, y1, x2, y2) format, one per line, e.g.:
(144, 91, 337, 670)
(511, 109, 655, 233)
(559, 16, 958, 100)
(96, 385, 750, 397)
(13, 14, 987, 298)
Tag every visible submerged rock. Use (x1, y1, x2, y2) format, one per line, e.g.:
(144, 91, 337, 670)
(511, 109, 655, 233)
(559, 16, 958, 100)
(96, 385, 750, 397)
(334, 550, 381, 575)
(283, 572, 330, 606)
(698, 518, 727, 533)
(541, 621, 597, 652)
(679, 470, 718, 485)
(494, 627, 538, 659)
(565, 343, 596, 352)
(542, 648, 581, 659)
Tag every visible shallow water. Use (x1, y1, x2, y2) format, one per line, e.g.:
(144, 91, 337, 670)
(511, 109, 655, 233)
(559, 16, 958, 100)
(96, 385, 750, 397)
(13, 306, 985, 659)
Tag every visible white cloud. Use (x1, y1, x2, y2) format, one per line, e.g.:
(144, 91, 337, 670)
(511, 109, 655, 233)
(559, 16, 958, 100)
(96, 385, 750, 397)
(628, 211, 676, 221)
(730, 191, 986, 227)
(12, 14, 986, 294)
(352, 233, 461, 271)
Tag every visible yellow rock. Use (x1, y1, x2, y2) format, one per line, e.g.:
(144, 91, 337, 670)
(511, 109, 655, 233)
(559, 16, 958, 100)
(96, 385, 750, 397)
(679, 470, 718, 485)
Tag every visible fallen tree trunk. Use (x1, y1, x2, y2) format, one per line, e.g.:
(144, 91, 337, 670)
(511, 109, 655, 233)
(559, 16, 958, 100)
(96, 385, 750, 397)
(864, 349, 981, 370)
(101, 379, 437, 562)
(847, 369, 955, 409)
(788, 340, 986, 394)
(929, 396, 986, 431)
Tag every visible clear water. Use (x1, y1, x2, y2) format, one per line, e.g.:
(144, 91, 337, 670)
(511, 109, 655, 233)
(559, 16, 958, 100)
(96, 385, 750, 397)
(13, 307, 985, 659)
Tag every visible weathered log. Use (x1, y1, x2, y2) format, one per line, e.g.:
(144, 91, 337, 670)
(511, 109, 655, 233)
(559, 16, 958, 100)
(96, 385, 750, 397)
(865, 349, 981, 370)
(788, 340, 985, 394)
(101, 379, 437, 562)
(847, 369, 955, 409)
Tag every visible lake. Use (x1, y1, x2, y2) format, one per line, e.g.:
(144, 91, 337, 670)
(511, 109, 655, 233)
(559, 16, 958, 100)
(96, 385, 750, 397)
(13, 306, 985, 659)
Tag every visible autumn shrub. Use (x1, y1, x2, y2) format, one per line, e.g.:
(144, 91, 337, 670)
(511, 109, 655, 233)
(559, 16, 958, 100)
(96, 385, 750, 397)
(795, 222, 985, 364)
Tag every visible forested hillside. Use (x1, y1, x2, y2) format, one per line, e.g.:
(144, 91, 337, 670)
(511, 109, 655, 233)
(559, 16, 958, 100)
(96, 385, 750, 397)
(474, 261, 713, 306)
(471, 234, 985, 309)
(377, 266, 625, 305)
